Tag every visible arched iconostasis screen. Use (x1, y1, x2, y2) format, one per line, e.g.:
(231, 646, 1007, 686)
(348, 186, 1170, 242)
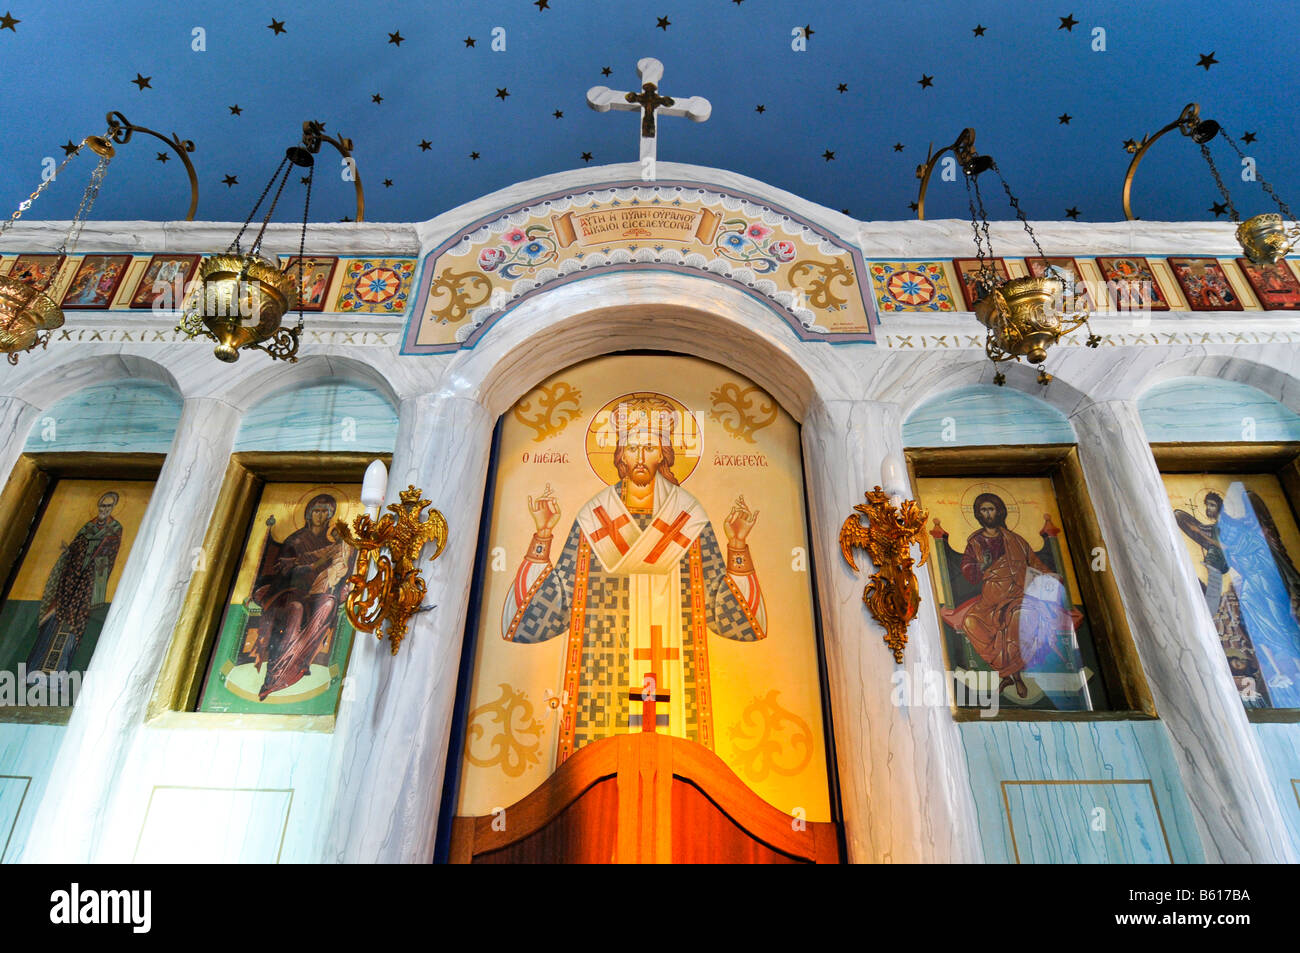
(452, 353, 833, 825)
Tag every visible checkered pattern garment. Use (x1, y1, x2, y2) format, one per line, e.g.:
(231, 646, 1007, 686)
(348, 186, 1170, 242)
(506, 490, 763, 754)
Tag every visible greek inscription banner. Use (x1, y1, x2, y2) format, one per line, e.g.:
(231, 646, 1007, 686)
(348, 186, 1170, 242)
(402, 181, 877, 354)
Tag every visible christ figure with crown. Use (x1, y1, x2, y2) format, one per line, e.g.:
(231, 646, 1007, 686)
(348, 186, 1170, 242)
(501, 394, 766, 766)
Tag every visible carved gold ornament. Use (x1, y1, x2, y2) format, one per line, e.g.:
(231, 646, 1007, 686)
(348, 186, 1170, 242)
(840, 487, 931, 663)
(709, 382, 778, 444)
(336, 484, 449, 655)
(179, 254, 300, 363)
(513, 380, 583, 442)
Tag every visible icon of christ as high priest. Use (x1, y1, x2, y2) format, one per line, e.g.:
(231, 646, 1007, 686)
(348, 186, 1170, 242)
(502, 394, 767, 766)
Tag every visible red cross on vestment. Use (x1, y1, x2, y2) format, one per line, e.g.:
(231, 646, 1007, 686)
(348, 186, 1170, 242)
(590, 505, 632, 555)
(645, 511, 692, 563)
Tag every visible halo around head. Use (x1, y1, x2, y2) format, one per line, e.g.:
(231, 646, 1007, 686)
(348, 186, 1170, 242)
(586, 391, 702, 486)
(959, 481, 1022, 534)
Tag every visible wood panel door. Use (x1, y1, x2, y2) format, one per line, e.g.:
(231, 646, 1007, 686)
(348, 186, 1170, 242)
(450, 733, 840, 864)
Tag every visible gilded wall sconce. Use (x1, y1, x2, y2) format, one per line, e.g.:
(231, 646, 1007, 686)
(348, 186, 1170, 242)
(839, 457, 931, 663)
(336, 460, 449, 655)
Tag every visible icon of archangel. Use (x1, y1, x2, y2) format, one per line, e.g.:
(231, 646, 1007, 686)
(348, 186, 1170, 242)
(1174, 481, 1300, 709)
(500, 392, 768, 765)
(927, 481, 1102, 711)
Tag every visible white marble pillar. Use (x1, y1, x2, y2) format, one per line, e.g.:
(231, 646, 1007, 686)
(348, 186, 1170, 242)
(0, 396, 39, 481)
(22, 396, 241, 862)
(802, 398, 983, 863)
(322, 393, 494, 863)
(1071, 398, 1294, 863)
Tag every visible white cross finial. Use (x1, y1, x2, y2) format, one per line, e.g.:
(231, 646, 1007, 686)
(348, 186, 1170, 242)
(586, 57, 711, 177)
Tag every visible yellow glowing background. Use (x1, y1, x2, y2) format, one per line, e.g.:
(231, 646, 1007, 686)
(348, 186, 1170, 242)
(915, 474, 1085, 608)
(1160, 471, 1300, 589)
(8, 479, 155, 603)
(456, 354, 830, 821)
(225, 482, 364, 604)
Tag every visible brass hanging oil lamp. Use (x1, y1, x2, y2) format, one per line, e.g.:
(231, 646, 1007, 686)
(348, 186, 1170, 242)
(921, 128, 1100, 385)
(178, 122, 328, 362)
(0, 132, 116, 364)
(1123, 102, 1300, 264)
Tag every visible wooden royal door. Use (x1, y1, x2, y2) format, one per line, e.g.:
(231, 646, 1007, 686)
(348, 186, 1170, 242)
(449, 732, 840, 863)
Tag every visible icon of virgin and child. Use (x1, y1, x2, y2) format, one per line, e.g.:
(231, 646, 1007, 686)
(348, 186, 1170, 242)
(501, 393, 768, 764)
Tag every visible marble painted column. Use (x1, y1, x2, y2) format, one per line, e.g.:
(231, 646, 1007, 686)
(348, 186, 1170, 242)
(802, 398, 983, 863)
(1071, 398, 1293, 863)
(22, 396, 242, 862)
(0, 395, 39, 483)
(323, 393, 493, 863)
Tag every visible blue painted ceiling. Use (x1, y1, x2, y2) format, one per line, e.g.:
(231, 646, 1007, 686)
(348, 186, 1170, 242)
(1, 0, 1296, 226)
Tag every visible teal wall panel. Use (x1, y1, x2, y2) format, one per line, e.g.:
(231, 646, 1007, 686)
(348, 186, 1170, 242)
(904, 385, 1075, 447)
(233, 382, 397, 453)
(1251, 722, 1300, 858)
(0, 723, 66, 863)
(23, 380, 181, 454)
(960, 720, 1203, 863)
(1138, 378, 1300, 443)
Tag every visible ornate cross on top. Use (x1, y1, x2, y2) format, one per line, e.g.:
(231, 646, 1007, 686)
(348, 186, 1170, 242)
(587, 57, 711, 172)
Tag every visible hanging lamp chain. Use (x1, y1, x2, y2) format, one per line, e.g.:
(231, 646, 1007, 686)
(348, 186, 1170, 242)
(1198, 143, 1240, 223)
(1216, 127, 1296, 226)
(56, 151, 112, 256)
(228, 153, 291, 255)
(0, 136, 106, 238)
(991, 160, 1047, 261)
(247, 159, 296, 261)
(292, 163, 315, 335)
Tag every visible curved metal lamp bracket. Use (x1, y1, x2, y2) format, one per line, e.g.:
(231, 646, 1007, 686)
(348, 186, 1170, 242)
(1121, 102, 1210, 221)
(302, 120, 365, 222)
(105, 110, 200, 221)
(914, 127, 984, 220)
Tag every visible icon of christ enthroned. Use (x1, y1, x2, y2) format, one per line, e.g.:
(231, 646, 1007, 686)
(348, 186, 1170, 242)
(502, 393, 767, 766)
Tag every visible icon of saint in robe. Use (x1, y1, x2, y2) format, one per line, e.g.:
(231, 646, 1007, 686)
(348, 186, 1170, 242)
(937, 492, 1084, 700)
(501, 394, 766, 764)
(26, 491, 123, 675)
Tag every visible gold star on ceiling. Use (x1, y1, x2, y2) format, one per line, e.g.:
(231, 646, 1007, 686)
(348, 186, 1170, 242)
(131, 73, 151, 90)
(268, 18, 286, 35)
(388, 30, 404, 46)
(0, 11, 18, 31)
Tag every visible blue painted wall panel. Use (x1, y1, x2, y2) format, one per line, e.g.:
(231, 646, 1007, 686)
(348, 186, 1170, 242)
(23, 381, 181, 454)
(1139, 378, 1300, 443)
(904, 385, 1075, 447)
(960, 720, 1204, 863)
